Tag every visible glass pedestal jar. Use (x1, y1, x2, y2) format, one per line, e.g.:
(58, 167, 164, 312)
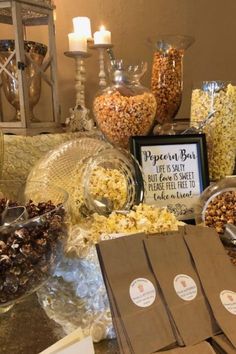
(93, 60, 157, 149)
(191, 81, 236, 181)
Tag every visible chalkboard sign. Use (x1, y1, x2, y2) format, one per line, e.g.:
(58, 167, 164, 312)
(130, 134, 209, 221)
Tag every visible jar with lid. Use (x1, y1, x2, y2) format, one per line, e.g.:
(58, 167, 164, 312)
(151, 35, 194, 126)
(191, 81, 236, 181)
(93, 60, 157, 149)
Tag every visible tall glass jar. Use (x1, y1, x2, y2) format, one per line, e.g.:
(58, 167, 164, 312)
(151, 35, 194, 125)
(93, 60, 157, 149)
(191, 81, 236, 181)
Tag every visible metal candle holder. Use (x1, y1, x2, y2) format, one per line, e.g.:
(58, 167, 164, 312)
(64, 50, 94, 131)
(89, 43, 114, 88)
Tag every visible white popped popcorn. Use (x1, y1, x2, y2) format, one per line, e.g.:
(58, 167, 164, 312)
(69, 164, 127, 223)
(191, 83, 236, 180)
(66, 203, 183, 256)
(88, 166, 127, 210)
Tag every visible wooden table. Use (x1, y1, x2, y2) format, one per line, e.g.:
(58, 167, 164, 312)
(0, 294, 119, 354)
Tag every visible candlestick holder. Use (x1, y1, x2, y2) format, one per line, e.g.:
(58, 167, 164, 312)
(64, 51, 94, 131)
(89, 44, 114, 88)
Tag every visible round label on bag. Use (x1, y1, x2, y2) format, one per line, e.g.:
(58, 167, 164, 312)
(173, 274, 198, 301)
(129, 278, 156, 308)
(220, 290, 236, 315)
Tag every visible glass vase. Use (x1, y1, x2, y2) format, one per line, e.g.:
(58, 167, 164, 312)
(191, 81, 236, 181)
(151, 35, 194, 128)
(0, 40, 47, 122)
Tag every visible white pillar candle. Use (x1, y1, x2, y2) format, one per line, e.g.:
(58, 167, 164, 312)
(93, 26, 111, 45)
(72, 17, 92, 40)
(68, 33, 87, 52)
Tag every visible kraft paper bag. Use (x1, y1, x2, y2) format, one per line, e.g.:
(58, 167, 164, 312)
(144, 230, 219, 346)
(97, 233, 176, 354)
(96, 245, 132, 354)
(106, 282, 132, 354)
(148, 229, 186, 346)
(184, 225, 236, 348)
(159, 341, 216, 353)
(211, 334, 236, 354)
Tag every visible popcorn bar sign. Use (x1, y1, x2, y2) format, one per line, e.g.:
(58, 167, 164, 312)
(130, 134, 209, 221)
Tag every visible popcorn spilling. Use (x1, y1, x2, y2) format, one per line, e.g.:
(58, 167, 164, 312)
(66, 203, 183, 257)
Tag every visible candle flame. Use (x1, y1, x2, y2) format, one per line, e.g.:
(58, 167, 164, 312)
(100, 25, 106, 31)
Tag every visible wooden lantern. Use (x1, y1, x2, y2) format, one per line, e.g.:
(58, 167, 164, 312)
(0, 0, 61, 135)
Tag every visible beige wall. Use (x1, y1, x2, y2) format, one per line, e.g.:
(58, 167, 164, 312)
(1, 0, 236, 123)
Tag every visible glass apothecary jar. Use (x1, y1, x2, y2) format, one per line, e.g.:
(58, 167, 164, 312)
(191, 81, 236, 181)
(151, 35, 194, 125)
(93, 60, 157, 149)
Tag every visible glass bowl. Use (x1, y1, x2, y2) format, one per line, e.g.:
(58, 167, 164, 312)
(194, 177, 236, 234)
(0, 180, 68, 313)
(27, 137, 144, 223)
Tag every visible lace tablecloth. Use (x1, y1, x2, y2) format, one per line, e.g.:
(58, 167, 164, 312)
(2, 131, 100, 180)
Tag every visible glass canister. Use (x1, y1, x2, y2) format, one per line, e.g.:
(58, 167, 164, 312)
(93, 60, 157, 149)
(151, 35, 194, 125)
(191, 81, 236, 181)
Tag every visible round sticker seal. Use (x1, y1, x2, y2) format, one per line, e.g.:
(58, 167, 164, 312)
(173, 274, 198, 301)
(129, 278, 156, 308)
(220, 290, 236, 315)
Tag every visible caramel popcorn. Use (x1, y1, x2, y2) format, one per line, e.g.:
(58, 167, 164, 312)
(204, 190, 236, 234)
(93, 90, 157, 148)
(151, 48, 183, 124)
(191, 83, 236, 180)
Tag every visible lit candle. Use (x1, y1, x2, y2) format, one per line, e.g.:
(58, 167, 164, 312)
(68, 33, 87, 52)
(72, 17, 92, 40)
(93, 26, 111, 45)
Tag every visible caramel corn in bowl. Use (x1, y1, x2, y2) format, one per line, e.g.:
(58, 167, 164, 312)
(195, 177, 236, 234)
(0, 180, 68, 313)
(195, 177, 236, 266)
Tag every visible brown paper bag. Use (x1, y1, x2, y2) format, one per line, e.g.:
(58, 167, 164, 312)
(147, 229, 186, 347)
(97, 233, 176, 354)
(211, 334, 236, 353)
(184, 225, 236, 348)
(144, 230, 219, 346)
(96, 244, 132, 354)
(159, 341, 216, 353)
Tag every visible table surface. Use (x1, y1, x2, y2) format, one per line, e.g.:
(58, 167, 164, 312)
(0, 294, 119, 354)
